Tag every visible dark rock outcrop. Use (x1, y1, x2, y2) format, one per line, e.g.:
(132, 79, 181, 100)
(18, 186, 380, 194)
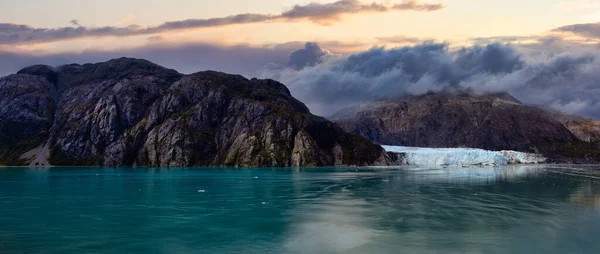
(0, 74, 55, 165)
(0, 58, 388, 167)
(332, 90, 600, 163)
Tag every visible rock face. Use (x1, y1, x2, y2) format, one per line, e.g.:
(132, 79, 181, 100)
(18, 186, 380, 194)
(0, 58, 388, 167)
(332, 90, 600, 163)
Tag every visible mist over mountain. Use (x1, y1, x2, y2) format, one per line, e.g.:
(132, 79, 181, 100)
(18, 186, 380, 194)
(3, 37, 600, 121)
(261, 42, 600, 119)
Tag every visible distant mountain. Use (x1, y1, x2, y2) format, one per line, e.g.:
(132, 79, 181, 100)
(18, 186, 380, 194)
(331, 89, 600, 163)
(0, 58, 388, 167)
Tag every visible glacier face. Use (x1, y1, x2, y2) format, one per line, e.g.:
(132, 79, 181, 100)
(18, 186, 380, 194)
(382, 146, 546, 166)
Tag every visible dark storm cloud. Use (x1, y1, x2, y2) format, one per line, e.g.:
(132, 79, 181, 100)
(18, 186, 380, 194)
(260, 42, 600, 119)
(0, 0, 445, 45)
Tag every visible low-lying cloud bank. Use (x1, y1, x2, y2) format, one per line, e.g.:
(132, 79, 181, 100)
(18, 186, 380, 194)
(0, 0, 443, 45)
(260, 41, 600, 119)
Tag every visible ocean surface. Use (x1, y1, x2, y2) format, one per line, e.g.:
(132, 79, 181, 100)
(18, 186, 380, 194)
(1, 165, 600, 253)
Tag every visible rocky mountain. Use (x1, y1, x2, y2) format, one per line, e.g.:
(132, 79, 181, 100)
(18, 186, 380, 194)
(332, 89, 600, 163)
(0, 58, 389, 167)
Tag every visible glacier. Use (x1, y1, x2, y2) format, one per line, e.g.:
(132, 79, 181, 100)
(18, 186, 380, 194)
(382, 146, 546, 166)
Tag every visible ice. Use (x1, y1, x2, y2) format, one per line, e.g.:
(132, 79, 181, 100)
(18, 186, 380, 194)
(499, 151, 547, 164)
(382, 145, 546, 166)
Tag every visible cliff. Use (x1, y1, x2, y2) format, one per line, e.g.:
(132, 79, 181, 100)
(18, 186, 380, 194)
(0, 58, 388, 167)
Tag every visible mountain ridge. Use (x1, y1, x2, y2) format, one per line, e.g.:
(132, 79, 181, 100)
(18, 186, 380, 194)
(4, 58, 600, 166)
(0, 58, 388, 167)
(332, 89, 600, 163)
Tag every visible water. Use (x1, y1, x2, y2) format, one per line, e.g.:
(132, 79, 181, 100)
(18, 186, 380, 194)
(1, 166, 600, 253)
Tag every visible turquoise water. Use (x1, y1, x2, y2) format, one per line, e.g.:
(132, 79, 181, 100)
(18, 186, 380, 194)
(1, 166, 600, 253)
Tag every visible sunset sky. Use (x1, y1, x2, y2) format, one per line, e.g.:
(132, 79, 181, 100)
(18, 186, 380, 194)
(3, 0, 600, 118)
(1, 0, 599, 53)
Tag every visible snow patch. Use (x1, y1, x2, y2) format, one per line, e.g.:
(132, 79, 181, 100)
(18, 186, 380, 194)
(382, 145, 546, 166)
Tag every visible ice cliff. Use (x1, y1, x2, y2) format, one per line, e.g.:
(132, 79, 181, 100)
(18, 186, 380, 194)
(382, 146, 546, 166)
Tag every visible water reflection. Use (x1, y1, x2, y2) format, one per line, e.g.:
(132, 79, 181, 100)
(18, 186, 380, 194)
(282, 165, 600, 253)
(387, 165, 547, 183)
(570, 181, 600, 208)
(0, 165, 599, 253)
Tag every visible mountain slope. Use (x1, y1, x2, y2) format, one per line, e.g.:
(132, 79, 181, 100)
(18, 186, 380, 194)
(0, 58, 388, 167)
(332, 90, 600, 163)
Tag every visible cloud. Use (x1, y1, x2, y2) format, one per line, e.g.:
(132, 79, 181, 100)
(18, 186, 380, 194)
(261, 43, 467, 114)
(286, 42, 332, 70)
(117, 14, 137, 26)
(455, 43, 523, 74)
(0, 41, 302, 78)
(553, 22, 600, 38)
(469, 35, 538, 45)
(281, 0, 444, 23)
(376, 35, 429, 44)
(70, 20, 81, 27)
(461, 53, 600, 118)
(0, 0, 444, 45)
(0, 14, 272, 45)
(260, 41, 600, 119)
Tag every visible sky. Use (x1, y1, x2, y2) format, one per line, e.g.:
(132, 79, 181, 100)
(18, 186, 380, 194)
(2, 0, 600, 118)
(1, 0, 598, 52)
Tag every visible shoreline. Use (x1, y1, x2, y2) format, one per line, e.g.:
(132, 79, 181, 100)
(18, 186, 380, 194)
(2, 163, 600, 169)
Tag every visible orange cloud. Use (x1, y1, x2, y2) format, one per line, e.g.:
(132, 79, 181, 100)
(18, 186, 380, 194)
(0, 1, 445, 45)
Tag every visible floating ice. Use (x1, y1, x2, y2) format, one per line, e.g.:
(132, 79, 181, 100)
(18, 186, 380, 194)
(382, 145, 546, 166)
(198, 190, 206, 193)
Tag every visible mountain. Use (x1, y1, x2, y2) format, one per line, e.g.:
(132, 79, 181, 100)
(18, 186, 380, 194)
(0, 58, 389, 167)
(331, 89, 600, 163)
